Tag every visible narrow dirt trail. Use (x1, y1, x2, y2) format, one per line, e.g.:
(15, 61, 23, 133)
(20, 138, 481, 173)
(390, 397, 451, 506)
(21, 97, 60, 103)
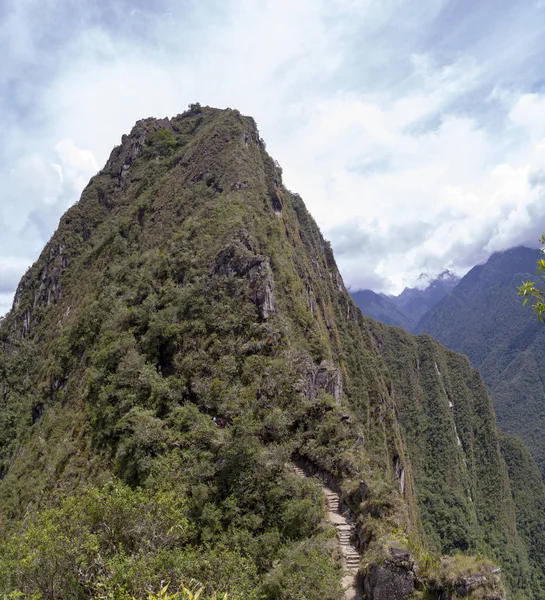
(293, 466, 362, 600)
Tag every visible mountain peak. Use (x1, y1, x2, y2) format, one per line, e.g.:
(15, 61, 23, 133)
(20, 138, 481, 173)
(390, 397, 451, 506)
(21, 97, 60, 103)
(352, 270, 460, 330)
(0, 108, 540, 599)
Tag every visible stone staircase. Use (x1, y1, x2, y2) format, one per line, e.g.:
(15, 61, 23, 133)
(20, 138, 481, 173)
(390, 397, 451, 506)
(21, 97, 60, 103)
(293, 466, 361, 600)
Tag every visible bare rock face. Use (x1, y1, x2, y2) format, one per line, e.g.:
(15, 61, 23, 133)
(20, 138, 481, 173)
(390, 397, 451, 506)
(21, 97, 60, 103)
(250, 262, 276, 319)
(11, 242, 68, 339)
(214, 240, 276, 319)
(313, 360, 343, 404)
(363, 548, 415, 600)
(104, 117, 172, 187)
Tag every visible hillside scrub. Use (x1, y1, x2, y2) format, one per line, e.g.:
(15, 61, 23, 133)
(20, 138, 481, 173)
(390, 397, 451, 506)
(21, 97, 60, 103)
(0, 106, 542, 599)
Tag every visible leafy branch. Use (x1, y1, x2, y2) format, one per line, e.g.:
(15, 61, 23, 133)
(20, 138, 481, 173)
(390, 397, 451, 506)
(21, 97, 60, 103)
(518, 234, 545, 322)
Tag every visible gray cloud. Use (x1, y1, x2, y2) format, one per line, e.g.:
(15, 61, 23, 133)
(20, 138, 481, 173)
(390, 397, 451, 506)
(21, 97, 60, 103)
(3, 0, 545, 313)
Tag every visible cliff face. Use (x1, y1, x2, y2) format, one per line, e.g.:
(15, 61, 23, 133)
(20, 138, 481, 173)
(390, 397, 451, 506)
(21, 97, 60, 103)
(0, 107, 542, 599)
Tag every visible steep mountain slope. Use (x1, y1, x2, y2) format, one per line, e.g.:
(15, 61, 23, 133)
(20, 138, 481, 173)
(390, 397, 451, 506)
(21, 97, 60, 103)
(351, 271, 459, 331)
(416, 247, 545, 476)
(391, 271, 460, 325)
(349, 289, 411, 329)
(0, 107, 543, 599)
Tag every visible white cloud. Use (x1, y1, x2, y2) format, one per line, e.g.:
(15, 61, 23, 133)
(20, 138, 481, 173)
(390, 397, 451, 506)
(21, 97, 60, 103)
(277, 79, 545, 292)
(2, 0, 545, 317)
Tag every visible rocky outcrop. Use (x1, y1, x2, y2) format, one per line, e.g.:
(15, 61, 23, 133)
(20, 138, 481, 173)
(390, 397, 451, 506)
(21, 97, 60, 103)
(393, 455, 405, 495)
(312, 360, 342, 404)
(11, 242, 68, 339)
(363, 549, 415, 600)
(214, 242, 277, 319)
(104, 117, 172, 188)
(429, 558, 505, 600)
(250, 262, 276, 319)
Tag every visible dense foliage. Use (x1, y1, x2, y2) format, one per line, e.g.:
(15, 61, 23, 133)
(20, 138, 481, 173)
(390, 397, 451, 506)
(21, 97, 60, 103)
(417, 246, 545, 478)
(0, 107, 542, 598)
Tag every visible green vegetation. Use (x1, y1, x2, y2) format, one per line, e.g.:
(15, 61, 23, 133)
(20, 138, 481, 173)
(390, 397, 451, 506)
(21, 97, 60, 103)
(137, 582, 227, 600)
(0, 106, 541, 599)
(417, 246, 545, 479)
(519, 234, 545, 322)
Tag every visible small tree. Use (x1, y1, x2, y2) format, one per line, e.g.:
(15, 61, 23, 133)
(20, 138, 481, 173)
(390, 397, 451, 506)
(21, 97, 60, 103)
(518, 234, 545, 322)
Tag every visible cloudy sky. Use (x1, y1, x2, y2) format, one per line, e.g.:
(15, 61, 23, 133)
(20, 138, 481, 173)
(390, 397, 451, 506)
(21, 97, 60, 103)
(2, 0, 545, 316)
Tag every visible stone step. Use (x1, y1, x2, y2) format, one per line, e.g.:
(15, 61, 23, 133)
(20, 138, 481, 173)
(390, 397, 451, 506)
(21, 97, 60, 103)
(290, 464, 362, 599)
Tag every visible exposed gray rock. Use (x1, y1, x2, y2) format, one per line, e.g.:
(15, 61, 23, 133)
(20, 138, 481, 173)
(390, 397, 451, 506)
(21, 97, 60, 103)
(241, 128, 260, 147)
(364, 564, 414, 600)
(364, 548, 415, 600)
(250, 262, 276, 319)
(393, 455, 406, 495)
(313, 360, 343, 404)
(307, 284, 317, 316)
(104, 117, 172, 187)
(214, 242, 276, 319)
(21, 309, 31, 339)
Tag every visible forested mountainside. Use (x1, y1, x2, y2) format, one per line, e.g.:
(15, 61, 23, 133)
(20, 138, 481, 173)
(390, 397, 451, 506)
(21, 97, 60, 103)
(416, 247, 545, 477)
(351, 271, 459, 331)
(1, 106, 544, 599)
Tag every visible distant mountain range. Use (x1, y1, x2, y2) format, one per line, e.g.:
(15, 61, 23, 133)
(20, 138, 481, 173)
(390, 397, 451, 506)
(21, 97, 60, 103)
(351, 270, 460, 330)
(352, 246, 545, 477)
